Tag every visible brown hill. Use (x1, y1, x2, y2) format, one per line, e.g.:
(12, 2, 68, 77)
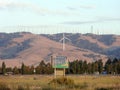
(0, 33, 107, 67)
(43, 33, 120, 58)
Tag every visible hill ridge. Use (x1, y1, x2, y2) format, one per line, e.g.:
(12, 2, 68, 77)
(0, 32, 120, 67)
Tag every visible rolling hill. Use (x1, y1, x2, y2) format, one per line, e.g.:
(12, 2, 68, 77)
(0, 32, 120, 67)
(43, 33, 120, 58)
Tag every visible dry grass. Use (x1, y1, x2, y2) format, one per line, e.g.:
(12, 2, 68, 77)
(0, 75, 119, 90)
(68, 75, 120, 90)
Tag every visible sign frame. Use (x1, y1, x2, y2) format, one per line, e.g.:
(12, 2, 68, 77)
(53, 56, 69, 69)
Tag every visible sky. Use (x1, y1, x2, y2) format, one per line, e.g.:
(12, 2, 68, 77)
(0, 0, 120, 34)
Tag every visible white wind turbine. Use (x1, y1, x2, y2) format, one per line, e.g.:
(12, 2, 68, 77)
(59, 33, 71, 51)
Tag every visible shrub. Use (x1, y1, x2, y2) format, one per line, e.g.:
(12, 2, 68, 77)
(49, 77, 75, 87)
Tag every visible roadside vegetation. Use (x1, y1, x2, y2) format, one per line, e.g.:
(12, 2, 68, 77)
(0, 58, 120, 90)
(0, 58, 120, 75)
(0, 75, 119, 90)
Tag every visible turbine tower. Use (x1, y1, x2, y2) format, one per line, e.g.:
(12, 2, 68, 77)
(91, 25, 93, 34)
(59, 33, 71, 51)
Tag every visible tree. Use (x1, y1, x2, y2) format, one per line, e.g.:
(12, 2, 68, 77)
(77, 60, 81, 74)
(39, 60, 46, 74)
(2, 62, 6, 75)
(91, 63, 95, 74)
(83, 61, 88, 74)
(21, 63, 25, 75)
(105, 59, 113, 74)
(71, 60, 77, 74)
(116, 61, 120, 74)
(6, 67, 12, 72)
(13, 66, 19, 74)
(0, 67, 2, 74)
(105, 58, 112, 65)
(113, 58, 118, 64)
(36, 65, 40, 74)
(25, 66, 31, 74)
(112, 58, 118, 74)
(46, 63, 53, 74)
(30, 66, 35, 74)
(98, 60, 103, 74)
(79, 60, 84, 74)
(87, 63, 92, 74)
(36, 60, 47, 74)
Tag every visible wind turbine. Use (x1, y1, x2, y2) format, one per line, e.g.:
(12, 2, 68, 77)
(59, 33, 71, 51)
(91, 25, 93, 34)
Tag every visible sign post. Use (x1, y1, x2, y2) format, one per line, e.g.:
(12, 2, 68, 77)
(51, 56, 69, 78)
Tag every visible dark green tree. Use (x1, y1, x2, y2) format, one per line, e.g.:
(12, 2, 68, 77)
(77, 60, 81, 74)
(39, 60, 46, 74)
(91, 63, 95, 73)
(21, 63, 25, 75)
(116, 60, 120, 74)
(79, 60, 84, 74)
(105, 59, 113, 74)
(24, 66, 30, 74)
(87, 63, 92, 74)
(0, 67, 2, 74)
(112, 58, 118, 74)
(36, 60, 46, 74)
(113, 58, 118, 64)
(95, 61, 99, 72)
(46, 63, 53, 74)
(83, 61, 88, 74)
(36, 65, 40, 74)
(71, 60, 77, 74)
(13, 66, 19, 74)
(6, 67, 12, 72)
(30, 66, 35, 74)
(98, 60, 103, 74)
(2, 62, 6, 75)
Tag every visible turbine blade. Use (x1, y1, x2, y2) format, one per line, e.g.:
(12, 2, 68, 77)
(64, 37, 71, 41)
(59, 38, 64, 42)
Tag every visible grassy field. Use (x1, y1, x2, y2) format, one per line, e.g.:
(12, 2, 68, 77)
(0, 75, 120, 90)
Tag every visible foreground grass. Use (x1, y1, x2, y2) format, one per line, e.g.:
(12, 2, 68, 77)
(0, 75, 120, 90)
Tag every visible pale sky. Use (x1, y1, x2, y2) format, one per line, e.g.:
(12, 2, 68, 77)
(0, 0, 120, 34)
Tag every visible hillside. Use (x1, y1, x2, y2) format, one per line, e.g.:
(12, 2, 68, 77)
(43, 33, 120, 58)
(0, 32, 120, 67)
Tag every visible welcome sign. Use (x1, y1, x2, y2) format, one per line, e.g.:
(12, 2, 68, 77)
(53, 56, 69, 68)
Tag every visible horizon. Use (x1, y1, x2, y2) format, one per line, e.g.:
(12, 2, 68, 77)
(0, 31, 119, 36)
(0, 25, 120, 35)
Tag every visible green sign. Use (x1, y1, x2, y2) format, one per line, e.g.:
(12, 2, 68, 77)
(53, 56, 69, 68)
